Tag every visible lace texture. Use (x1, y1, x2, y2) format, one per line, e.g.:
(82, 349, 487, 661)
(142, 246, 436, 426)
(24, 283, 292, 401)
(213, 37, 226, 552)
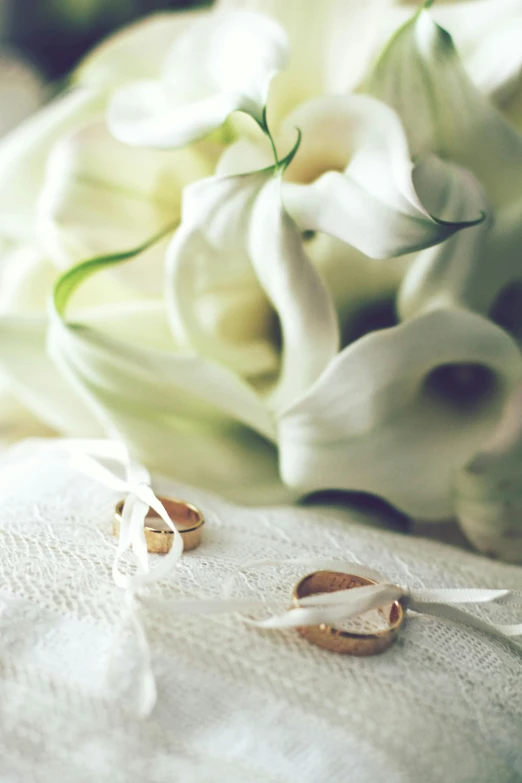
(0, 440, 521, 783)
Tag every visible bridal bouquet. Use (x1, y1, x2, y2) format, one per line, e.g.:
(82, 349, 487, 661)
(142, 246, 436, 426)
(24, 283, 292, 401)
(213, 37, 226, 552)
(1, 0, 522, 559)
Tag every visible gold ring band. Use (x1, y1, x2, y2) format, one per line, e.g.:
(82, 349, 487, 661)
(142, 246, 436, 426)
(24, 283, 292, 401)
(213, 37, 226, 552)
(113, 496, 204, 553)
(292, 570, 404, 655)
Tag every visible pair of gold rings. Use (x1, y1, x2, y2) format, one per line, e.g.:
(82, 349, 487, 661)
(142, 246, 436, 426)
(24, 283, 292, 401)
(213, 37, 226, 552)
(112, 495, 403, 656)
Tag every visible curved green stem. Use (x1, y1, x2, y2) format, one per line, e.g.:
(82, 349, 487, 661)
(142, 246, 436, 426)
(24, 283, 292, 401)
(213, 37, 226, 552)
(258, 107, 280, 168)
(53, 222, 177, 319)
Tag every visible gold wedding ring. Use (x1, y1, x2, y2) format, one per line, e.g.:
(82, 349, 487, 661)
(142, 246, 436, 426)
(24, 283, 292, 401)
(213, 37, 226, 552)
(292, 570, 405, 655)
(113, 496, 204, 554)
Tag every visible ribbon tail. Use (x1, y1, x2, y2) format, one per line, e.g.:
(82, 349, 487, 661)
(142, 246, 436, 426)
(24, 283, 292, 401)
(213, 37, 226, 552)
(106, 591, 157, 718)
(129, 496, 151, 576)
(409, 600, 522, 641)
(126, 592, 157, 718)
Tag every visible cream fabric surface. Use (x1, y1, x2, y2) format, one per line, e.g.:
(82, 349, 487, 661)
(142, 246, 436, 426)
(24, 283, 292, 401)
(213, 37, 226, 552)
(0, 439, 521, 783)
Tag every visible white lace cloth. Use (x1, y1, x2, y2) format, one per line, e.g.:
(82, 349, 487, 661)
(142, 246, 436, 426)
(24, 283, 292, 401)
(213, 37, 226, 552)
(1, 440, 521, 783)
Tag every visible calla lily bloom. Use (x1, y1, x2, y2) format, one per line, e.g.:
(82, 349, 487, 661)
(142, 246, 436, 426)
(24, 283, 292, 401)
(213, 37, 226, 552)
(363, 8, 522, 549)
(45, 152, 522, 516)
(391, 0, 522, 117)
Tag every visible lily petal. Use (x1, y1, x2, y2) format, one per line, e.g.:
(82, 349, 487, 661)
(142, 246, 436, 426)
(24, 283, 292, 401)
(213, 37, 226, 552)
(46, 236, 291, 503)
(36, 120, 217, 290)
(107, 10, 289, 148)
(74, 10, 209, 89)
(50, 309, 275, 443)
(278, 309, 522, 519)
(248, 176, 339, 410)
(0, 88, 103, 243)
(0, 242, 141, 316)
(281, 95, 484, 258)
(217, 0, 393, 121)
(398, 219, 491, 322)
(398, 176, 492, 319)
(216, 137, 273, 176)
(399, 191, 522, 328)
(386, 1, 522, 103)
(0, 245, 57, 314)
(0, 315, 101, 434)
(215, 133, 411, 340)
(48, 307, 289, 504)
(166, 170, 280, 379)
(430, 0, 522, 102)
(366, 9, 522, 207)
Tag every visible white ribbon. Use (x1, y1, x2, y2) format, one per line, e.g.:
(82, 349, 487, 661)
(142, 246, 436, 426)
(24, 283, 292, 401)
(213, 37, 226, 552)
(144, 558, 522, 640)
(55, 439, 185, 716)
(59, 440, 522, 718)
(61, 440, 185, 589)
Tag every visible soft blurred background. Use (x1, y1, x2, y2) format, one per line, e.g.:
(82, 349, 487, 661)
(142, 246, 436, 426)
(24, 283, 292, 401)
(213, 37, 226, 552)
(0, 0, 206, 135)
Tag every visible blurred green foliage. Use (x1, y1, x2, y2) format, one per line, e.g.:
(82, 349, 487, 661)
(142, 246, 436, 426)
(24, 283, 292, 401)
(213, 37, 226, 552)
(4, 0, 213, 78)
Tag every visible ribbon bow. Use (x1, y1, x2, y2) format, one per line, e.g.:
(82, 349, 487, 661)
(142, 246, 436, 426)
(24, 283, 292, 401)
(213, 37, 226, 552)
(54, 439, 185, 716)
(63, 440, 184, 589)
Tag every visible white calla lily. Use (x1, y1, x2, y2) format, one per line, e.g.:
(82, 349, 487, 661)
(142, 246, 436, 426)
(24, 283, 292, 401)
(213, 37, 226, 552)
(362, 6, 522, 554)
(107, 10, 289, 148)
(47, 236, 294, 504)
(279, 309, 522, 519)
(248, 176, 339, 410)
(423, 0, 522, 104)
(0, 8, 220, 248)
(217, 0, 396, 120)
(412, 0, 522, 180)
(281, 94, 485, 258)
(369, 11, 522, 337)
(166, 168, 280, 379)
(218, 93, 485, 259)
(167, 158, 339, 396)
(36, 119, 218, 290)
(366, 9, 522, 208)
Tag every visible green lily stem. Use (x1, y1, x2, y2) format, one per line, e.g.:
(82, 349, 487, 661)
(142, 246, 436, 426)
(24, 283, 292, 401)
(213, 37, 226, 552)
(257, 107, 302, 174)
(258, 108, 280, 169)
(53, 221, 177, 319)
